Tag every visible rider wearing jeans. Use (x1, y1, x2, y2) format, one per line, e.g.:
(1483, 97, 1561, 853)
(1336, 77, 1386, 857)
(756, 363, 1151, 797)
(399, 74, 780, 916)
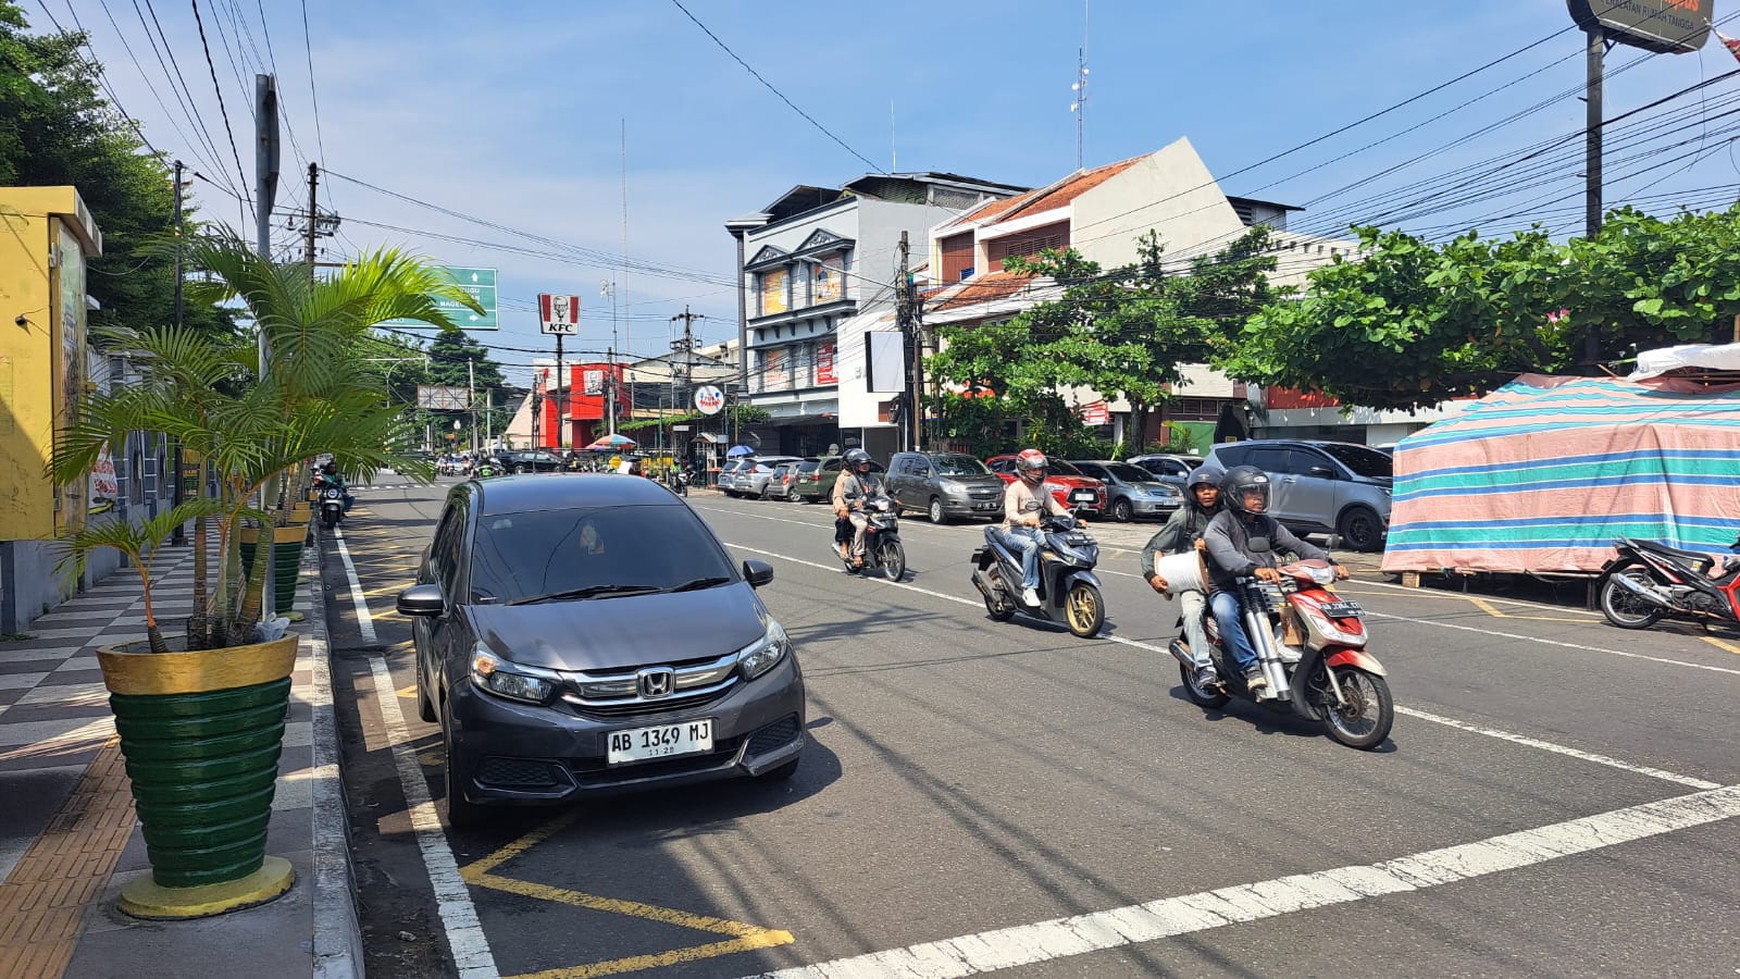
(998, 449, 1067, 606)
(1141, 468, 1221, 689)
(1202, 465, 1341, 694)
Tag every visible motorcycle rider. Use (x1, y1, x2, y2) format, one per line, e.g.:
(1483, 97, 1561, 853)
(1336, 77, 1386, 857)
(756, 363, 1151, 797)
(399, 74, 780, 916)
(315, 462, 354, 515)
(1202, 465, 1347, 694)
(1141, 468, 1221, 690)
(831, 448, 884, 568)
(998, 448, 1068, 606)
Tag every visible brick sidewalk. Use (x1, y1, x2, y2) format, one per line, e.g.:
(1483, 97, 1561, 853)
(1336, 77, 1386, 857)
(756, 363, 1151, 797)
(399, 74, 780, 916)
(0, 537, 351, 979)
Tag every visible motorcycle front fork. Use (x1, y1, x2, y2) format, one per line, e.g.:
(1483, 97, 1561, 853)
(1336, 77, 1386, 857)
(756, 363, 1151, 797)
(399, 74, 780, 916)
(1244, 609, 1292, 700)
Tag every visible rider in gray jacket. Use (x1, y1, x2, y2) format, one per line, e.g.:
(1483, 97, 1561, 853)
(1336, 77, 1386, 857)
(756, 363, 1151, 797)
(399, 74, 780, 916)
(1140, 468, 1221, 689)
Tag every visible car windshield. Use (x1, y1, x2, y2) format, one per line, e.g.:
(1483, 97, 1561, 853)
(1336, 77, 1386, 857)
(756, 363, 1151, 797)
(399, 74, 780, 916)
(467, 505, 737, 604)
(1315, 443, 1393, 478)
(1104, 463, 1154, 482)
(932, 453, 990, 476)
(1047, 459, 1084, 477)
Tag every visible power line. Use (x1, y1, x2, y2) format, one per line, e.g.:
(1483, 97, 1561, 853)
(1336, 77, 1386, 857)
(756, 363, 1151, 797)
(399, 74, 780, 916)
(298, 0, 325, 167)
(30, 0, 164, 160)
(188, 0, 252, 215)
(131, 0, 238, 196)
(667, 0, 881, 174)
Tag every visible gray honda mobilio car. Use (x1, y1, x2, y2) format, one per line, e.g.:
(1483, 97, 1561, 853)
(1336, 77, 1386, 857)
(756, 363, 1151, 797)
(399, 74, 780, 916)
(396, 474, 805, 828)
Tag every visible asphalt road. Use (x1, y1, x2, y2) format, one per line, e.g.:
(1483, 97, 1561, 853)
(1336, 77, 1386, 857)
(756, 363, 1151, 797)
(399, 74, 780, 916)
(320, 475, 1740, 979)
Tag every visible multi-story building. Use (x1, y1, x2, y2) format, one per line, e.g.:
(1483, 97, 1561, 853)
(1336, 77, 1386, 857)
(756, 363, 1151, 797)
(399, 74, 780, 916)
(724, 173, 1025, 457)
(859, 138, 1359, 451)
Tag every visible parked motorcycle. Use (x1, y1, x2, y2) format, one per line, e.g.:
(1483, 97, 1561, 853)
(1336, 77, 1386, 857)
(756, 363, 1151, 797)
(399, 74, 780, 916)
(833, 496, 906, 581)
(970, 512, 1105, 638)
(1169, 557, 1393, 750)
(318, 484, 346, 528)
(1598, 535, 1740, 632)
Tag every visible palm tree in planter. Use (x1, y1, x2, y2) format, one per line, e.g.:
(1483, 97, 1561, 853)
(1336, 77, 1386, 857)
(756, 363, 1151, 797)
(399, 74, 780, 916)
(51, 231, 476, 918)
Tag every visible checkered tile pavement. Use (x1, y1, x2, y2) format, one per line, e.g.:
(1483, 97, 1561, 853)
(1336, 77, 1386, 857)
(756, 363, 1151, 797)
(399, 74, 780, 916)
(0, 536, 320, 977)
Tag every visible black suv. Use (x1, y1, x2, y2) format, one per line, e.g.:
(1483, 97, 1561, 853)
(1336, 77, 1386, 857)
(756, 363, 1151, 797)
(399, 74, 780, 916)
(885, 451, 1006, 523)
(492, 450, 566, 474)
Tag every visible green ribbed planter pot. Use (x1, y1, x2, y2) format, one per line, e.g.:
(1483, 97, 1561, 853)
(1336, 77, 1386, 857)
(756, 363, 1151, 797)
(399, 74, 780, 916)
(98, 634, 298, 917)
(240, 526, 306, 614)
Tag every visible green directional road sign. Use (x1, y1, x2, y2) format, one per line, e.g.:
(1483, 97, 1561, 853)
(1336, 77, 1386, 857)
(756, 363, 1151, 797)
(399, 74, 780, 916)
(380, 266, 499, 330)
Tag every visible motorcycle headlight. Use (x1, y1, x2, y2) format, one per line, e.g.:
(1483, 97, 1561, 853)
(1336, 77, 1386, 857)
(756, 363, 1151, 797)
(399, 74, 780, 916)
(469, 645, 560, 704)
(737, 618, 791, 680)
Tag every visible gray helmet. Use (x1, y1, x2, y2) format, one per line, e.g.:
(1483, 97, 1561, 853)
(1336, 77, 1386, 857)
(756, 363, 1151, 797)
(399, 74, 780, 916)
(843, 448, 872, 469)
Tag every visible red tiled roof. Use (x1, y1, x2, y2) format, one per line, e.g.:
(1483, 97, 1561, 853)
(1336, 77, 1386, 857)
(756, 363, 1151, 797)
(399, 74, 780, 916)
(940, 154, 1146, 232)
(927, 270, 1036, 312)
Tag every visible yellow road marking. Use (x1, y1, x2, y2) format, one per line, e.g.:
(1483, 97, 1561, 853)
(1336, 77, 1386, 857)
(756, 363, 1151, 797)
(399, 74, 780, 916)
(1336, 586, 1595, 622)
(460, 815, 794, 976)
(1701, 635, 1740, 655)
(396, 684, 417, 699)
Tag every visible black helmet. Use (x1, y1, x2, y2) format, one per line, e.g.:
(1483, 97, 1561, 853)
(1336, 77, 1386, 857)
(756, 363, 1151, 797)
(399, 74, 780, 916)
(1185, 467, 1218, 492)
(1220, 465, 1271, 516)
(843, 448, 872, 469)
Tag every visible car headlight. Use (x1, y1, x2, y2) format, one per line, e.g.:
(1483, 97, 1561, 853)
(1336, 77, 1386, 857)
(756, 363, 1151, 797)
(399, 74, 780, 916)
(944, 483, 969, 497)
(737, 618, 791, 680)
(470, 645, 560, 704)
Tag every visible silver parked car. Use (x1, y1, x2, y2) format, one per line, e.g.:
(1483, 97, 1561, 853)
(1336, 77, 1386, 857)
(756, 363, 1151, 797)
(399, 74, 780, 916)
(1125, 453, 1204, 487)
(716, 458, 755, 496)
(395, 474, 805, 829)
(742, 456, 804, 498)
(1202, 439, 1392, 551)
(1069, 461, 1184, 522)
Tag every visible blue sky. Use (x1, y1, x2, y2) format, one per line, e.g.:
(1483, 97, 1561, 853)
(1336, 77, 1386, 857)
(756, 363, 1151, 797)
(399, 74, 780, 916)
(51, 0, 1740, 384)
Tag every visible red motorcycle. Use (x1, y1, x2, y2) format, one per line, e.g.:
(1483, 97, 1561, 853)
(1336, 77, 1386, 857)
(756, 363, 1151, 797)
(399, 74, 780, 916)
(1598, 536, 1740, 632)
(1170, 558, 1393, 750)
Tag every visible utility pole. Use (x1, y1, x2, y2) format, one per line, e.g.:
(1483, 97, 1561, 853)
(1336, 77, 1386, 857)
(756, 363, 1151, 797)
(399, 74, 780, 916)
(254, 73, 280, 621)
(467, 359, 477, 457)
(896, 231, 921, 452)
(1581, 27, 1605, 368)
(606, 347, 617, 436)
(553, 333, 565, 453)
(303, 163, 319, 275)
(670, 306, 702, 457)
(171, 160, 187, 546)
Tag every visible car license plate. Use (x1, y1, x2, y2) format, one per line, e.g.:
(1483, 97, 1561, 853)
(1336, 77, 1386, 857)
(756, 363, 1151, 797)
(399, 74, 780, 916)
(1069, 489, 1097, 504)
(974, 502, 997, 510)
(607, 719, 714, 764)
(1319, 601, 1365, 619)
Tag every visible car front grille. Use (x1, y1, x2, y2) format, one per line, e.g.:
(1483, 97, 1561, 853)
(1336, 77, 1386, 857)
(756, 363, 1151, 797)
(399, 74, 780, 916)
(559, 651, 742, 720)
(476, 757, 563, 787)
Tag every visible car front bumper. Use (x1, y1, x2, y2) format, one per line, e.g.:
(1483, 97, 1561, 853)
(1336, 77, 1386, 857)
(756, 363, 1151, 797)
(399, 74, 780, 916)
(447, 655, 806, 806)
(1127, 496, 1182, 516)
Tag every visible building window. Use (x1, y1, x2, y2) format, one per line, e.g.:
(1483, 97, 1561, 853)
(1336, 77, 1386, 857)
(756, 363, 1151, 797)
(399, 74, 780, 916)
(986, 221, 1070, 271)
(811, 253, 843, 304)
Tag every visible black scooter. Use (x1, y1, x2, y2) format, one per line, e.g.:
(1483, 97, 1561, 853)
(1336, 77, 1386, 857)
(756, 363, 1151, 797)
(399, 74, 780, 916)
(832, 496, 906, 581)
(970, 506, 1105, 638)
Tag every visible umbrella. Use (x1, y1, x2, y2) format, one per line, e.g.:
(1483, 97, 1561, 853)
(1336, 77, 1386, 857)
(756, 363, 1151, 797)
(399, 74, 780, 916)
(583, 433, 637, 452)
(726, 444, 754, 457)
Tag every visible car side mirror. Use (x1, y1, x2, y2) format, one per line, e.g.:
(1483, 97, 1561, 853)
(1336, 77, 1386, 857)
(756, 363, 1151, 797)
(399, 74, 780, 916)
(742, 559, 775, 588)
(396, 583, 446, 616)
(1308, 465, 1335, 478)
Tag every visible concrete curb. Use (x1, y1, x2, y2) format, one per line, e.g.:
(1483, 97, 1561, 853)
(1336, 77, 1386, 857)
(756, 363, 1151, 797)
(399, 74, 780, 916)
(303, 540, 364, 979)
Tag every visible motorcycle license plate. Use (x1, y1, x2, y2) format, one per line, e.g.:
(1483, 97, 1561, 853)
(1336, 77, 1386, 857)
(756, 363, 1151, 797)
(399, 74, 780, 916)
(1319, 601, 1365, 619)
(607, 719, 714, 764)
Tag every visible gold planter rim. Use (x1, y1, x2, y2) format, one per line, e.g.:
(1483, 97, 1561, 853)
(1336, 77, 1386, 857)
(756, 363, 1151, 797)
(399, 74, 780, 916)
(240, 525, 308, 544)
(98, 633, 299, 696)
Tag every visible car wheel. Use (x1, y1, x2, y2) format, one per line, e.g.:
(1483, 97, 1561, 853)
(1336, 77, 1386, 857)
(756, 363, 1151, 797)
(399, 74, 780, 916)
(513, 464, 528, 475)
(1111, 498, 1133, 522)
(440, 696, 484, 831)
(929, 497, 947, 524)
(1337, 506, 1384, 553)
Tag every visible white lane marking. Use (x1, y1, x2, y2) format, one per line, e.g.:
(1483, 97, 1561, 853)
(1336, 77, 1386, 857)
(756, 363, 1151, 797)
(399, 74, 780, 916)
(367, 656, 500, 979)
(731, 543, 1723, 788)
(744, 784, 1740, 979)
(1394, 706, 1721, 790)
(332, 526, 378, 645)
(1363, 610, 1740, 677)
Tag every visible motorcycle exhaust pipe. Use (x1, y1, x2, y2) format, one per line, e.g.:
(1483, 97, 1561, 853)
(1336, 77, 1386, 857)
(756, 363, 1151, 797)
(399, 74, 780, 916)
(1166, 638, 1194, 668)
(1610, 572, 1673, 608)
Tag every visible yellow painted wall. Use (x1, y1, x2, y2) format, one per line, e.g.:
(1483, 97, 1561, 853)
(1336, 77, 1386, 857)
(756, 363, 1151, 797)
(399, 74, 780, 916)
(0, 187, 102, 540)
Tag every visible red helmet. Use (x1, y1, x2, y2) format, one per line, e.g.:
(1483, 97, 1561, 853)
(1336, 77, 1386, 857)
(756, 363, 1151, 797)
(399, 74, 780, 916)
(1015, 448, 1049, 484)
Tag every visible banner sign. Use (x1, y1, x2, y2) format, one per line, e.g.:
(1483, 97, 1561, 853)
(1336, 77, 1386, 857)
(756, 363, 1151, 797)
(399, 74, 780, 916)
(1567, 0, 1711, 53)
(539, 293, 580, 335)
(816, 340, 837, 385)
(694, 385, 725, 415)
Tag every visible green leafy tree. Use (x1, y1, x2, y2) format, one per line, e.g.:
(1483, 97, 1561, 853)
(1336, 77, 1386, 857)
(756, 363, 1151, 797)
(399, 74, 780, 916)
(930, 228, 1280, 454)
(426, 326, 504, 389)
(0, 2, 234, 340)
(1225, 206, 1740, 411)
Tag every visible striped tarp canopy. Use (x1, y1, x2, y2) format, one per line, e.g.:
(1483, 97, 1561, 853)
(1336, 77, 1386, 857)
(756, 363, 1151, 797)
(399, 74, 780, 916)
(1381, 373, 1740, 575)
